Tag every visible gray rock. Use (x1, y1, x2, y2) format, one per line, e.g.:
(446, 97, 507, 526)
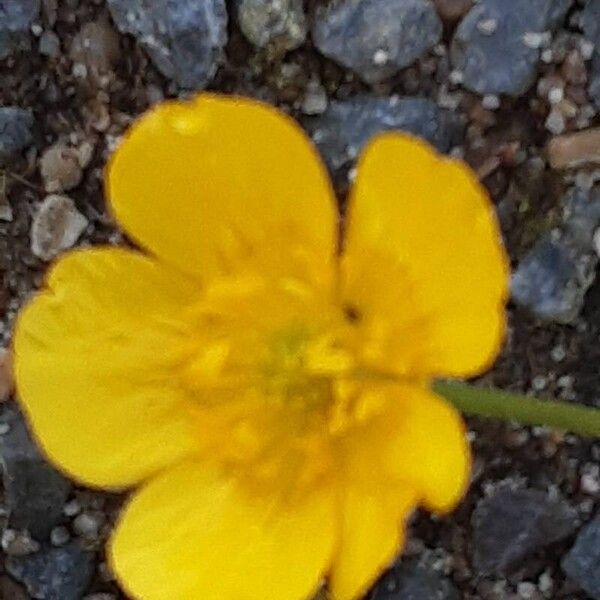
(512, 188, 600, 323)
(582, 0, 600, 108)
(0, 0, 40, 59)
(236, 0, 306, 52)
(562, 514, 600, 600)
(371, 559, 459, 599)
(0, 107, 34, 164)
(0, 406, 72, 540)
(472, 488, 578, 575)
(107, 0, 227, 89)
(305, 95, 461, 172)
(451, 0, 573, 96)
(312, 0, 442, 84)
(6, 542, 94, 600)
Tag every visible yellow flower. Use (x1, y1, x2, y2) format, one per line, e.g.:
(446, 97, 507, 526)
(13, 94, 508, 600)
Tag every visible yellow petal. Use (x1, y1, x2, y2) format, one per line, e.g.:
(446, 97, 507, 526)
(342, 133, 508, 378)
(388, 385, 471, 512)
(329, 484, 416, 600)
(13, 248, 199, 488)
(108, 94, 338, 288)
(110, 461, 337, 600)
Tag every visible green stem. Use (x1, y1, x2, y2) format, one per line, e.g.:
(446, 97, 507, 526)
(434, 381, 600, 438)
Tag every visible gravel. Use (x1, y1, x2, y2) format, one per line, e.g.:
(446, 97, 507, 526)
(0, 107, 34, 165)
(0, 0, 40, 59)
(451, 0, 573, 96)
(312, 0, 442, 84)
(562, 513, 600, 600)
(106, 0, 228, 90)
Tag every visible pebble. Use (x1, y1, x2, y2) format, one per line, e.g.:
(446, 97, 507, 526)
(472, 487, 578, 575)
(69, 19, 120, 76)
(6, 541, 94, 600)
(1, 529, 41, 556)
(305, 95, 461, 173)
(433, 0, 473, 23)
(548, 128, 600, 169)
(73, 512, 102, 539)
(0, 406, 72, 540)
(0, 107, 34, 165)
(107, 0, 228, 89)
(312, 0, 442, 84)
(0, 0, 40, 59)
(301, 79, 328, 115)
(451, 0, 573, 96)
(38, 30, 60, 57)
(371, 559, 459, 600)
(30, 194, 88, 261)
(50, 526, 70, 547)
(236, 0, 306, 52)
(562, 513, 600, 599)
(0, 347, 13, 402)
(39, 144, 83, 192)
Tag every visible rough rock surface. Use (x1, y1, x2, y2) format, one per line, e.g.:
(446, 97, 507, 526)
(107, 0, 227, 89)
(312, 0, 442, 84)
(452, 0, 573, 96)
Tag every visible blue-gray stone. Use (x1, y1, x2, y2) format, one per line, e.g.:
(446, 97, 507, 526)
(0, 107, 34, 164)
(236, 0, 306, 51)
(305, 95, 461, 173)
(312, 0, 442, 84)
(6, 542, 94, 600)
(0, 405, 71, 540)
(562, 514, 600, 600)
(451, 0, 573, 96)
(582, 0, 600, 108)
(371, 559, 459, 600)
(512, 188, 600, 323)
(472, 488, 578, 575)
(107, 0, 227, 89)
(0, 0, 40, 59)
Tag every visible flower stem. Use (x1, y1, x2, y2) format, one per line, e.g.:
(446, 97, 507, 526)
(434, 381, 600, 438)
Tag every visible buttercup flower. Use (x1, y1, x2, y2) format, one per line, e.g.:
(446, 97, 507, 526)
(14, 94, 507, 600)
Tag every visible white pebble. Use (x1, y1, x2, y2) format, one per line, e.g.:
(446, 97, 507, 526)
(481, 94, 501, 110)
(477, 18, 498, 35)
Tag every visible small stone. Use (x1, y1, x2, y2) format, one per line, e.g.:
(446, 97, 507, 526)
(472, 488, 578, 575)
(1, 529, 41, 556)
(73, 512, 101, 539)
(50, 526, 70, 547)
(6, 541, 94, 600)
(38, 29, 59, 57)
(0, 406, 72, 540)
(236, 0, 306, 52)
(451, 0, 573, 97)
(562, 514, 600, 599)
(371, 559, 460, 599)
(69, 19, 120, 76)
(63, 499, 81, 518)
(548, 128, 600, 169)
(301, 79, 328, 115)
(30, 194, 88, 261)
(305, 95, 461, 173)
(107, 0, 227, 90)
(511, 236, 592, 323)
(312, 0, 442, 84)
(433, 0, 473, 22)
(39, 144, 83, 192)
(550, 344, 566, 362)
(0, 347, 13, 402)
(0, 0, 40, 59)
(545, 107, 566, 135)
(0, 107, 34, 165)
(481, 94, 500, 110)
